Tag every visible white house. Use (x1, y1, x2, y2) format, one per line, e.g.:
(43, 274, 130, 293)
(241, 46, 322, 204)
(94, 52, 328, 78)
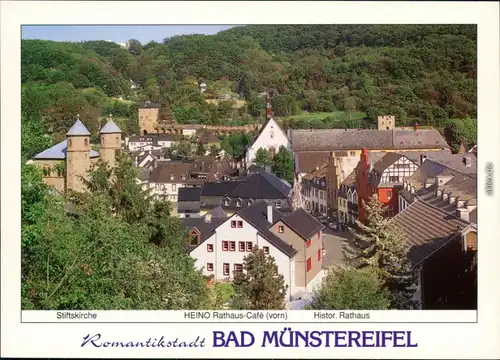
(245, 117, 291, 166)
(147, 162, 191, 202)
(182, 129, 197, 137)
(185, 201, 325, 301)
(128, 134, 175, 151)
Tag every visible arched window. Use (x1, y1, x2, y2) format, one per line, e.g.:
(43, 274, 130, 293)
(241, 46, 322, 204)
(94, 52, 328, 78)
(68, 139, 72, 147)
(84, 139, 88, 146)
(43, 167, 50, 177)
(101, 137, 104, 145)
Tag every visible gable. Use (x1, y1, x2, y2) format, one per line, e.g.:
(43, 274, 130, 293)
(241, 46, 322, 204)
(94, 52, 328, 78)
(250, 118, 290, 151)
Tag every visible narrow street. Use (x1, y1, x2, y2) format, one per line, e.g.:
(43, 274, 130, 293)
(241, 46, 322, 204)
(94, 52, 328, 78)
(322, 228, 352, 269)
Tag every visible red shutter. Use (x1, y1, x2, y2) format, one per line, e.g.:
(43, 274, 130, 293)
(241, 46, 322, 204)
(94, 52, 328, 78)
(317, 249, 321, 261)
(306, 257, 312, 272)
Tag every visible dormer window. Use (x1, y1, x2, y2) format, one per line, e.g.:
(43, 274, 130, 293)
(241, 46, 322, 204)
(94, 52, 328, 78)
(170, 174, 174, 181)
(181, 175, 186, 180)
(275, 201, 281, 209)
(248, 199, 253, 205)
(223, 199, 229, 206)
(236, 199, 242, 207)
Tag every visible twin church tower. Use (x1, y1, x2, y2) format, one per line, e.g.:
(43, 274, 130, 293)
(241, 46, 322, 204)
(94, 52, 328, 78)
(31, 115, 122, 193)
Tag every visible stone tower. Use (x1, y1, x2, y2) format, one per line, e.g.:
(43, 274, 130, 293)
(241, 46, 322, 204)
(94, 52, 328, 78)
(138, 101, 160, 135)
(66, 115, 91, 192)
(99, 115, 122, 168)
(377, 115, 396, 130)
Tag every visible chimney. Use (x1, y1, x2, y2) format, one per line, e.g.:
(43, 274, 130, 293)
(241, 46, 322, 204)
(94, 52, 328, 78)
(420, 154, 428, 165)
(204, 213, 212, 223)
(267, 204, 273, 223)
(456, 208, 469, 222)
(361, 148, 369, 166)
(463, 156, 472, 168)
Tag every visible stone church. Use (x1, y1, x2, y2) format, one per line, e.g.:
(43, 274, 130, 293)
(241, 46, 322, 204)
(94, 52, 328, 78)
(29, 116, 122, 193)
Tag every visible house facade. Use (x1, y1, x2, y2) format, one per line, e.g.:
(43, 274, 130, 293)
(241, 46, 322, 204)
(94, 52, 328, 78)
(185, 201, 325, 300)
(301, 165, 328, 215)
(128, 134, 175, 151)
(245, 117, 291, 166)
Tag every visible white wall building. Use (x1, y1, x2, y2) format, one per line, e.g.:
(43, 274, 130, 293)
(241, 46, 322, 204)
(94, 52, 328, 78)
(245, 118, 291, 166)
(189, 212, 296, 300)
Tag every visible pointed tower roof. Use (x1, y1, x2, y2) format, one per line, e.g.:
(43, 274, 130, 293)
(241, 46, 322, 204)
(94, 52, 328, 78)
(100, 115, 122, 134)
(66, 115, 91, 136)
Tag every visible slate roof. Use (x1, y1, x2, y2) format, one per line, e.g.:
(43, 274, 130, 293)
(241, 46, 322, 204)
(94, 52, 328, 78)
(196, 130, 219, 143)
(178, 187, 202, 202)
(149, 162, 192, 183)
(33, 139, 100, 160)
(280, 208, 324, 240)
(209, 206, 227, 219)
(291, 129, 449, 152)
(392, 200, 472, 266)
(100, 119, 122, 134)
(200, 181, 240, 197)
(237, 201, 297, 258)
(372, 153, 405, 173)
(66, 119, 91, 136)
(183, 217, 227, 250)
(228, 172, 291, 199)
(295, 151, 330, 173)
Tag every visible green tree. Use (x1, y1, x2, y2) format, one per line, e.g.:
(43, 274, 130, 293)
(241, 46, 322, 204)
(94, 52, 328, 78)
(345, 194, 418, 309)
(308, 266, 391, 310)
(195, 142, 207, 156)
(231, 247, 287, 310)
(443, 118, 477, 153)
(209, 144, 221, 158)
(254, 147, 271, 167)
(22, 154, 212, 310)
(164, 140, 194, 161)
(221, 132, 253, 160)
(271, 146, 294, 185)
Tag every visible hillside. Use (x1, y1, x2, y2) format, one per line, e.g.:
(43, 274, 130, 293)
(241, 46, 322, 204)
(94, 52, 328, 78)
(22, 25, 477, 144)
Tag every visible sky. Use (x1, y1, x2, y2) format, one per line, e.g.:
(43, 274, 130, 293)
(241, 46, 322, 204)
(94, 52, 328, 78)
(21, 25, 237, 44)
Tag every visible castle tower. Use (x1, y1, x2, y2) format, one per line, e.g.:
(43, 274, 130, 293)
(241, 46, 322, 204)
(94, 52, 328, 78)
(377, 115, 396, 130)
(66, 115, 92, 192)
(99, 115, 123, 169)
(138, 101, 160, 135)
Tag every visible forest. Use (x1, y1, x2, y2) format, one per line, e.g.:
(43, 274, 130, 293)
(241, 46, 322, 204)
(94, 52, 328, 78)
(22, 24, 477, 148)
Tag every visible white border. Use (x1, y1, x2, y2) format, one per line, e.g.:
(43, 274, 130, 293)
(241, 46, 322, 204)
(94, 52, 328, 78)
(2, 1, 499, 358)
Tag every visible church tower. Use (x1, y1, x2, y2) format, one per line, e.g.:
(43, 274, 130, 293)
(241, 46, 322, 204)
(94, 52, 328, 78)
(99, 115, 122, 168)
(99, 115, 122, 167)
(66, 115, 91, 192)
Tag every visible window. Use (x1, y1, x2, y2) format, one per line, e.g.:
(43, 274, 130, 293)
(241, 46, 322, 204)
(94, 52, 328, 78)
(263, 246, 270, 255)
(350, 151, 355, 156)
(275, 201, 281, 209)
(231, 220, 236, 228)
(229, 241, 236, 251)
(223, 263, 230, 276)
(306, 257, 312, 272)
(84, 139, 88, 146)
(207, 244, 213, 252)
(237, 221, 243, 228)
(235, 199, 242, 207)
(278, 225, 284, 233)
(465, 232, 477, 251)
(68, 139, 72, 147)
(116, 136, 120, 145)
(306, 239, 312, 248)
(389, 176, 399, 182)
(239, 242, 245, 252)
(170, 174, 174, 180)
(222, 241, 229, 251)
(181, 175, 186, 180)
(317, 232, 321, 239)
(172, 184, 177, 191)
(224, 199, 229, 206)
(269, 131, 274, 139)
(234, 263, 243, 274)
(189, 230, 200, 246)
(387, 191, 392, 199)
(317, 249, 321, 261)
(42, 168, 50, 177)
(206, 263, 214, 272)
(246, 242, 253, 252)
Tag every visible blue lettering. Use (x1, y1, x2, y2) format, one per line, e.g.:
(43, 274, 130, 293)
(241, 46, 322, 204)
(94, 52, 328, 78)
(81, 333, 101, 347)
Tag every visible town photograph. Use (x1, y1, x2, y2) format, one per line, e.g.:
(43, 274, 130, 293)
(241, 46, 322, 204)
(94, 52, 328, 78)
(21, 24, 477, 311)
